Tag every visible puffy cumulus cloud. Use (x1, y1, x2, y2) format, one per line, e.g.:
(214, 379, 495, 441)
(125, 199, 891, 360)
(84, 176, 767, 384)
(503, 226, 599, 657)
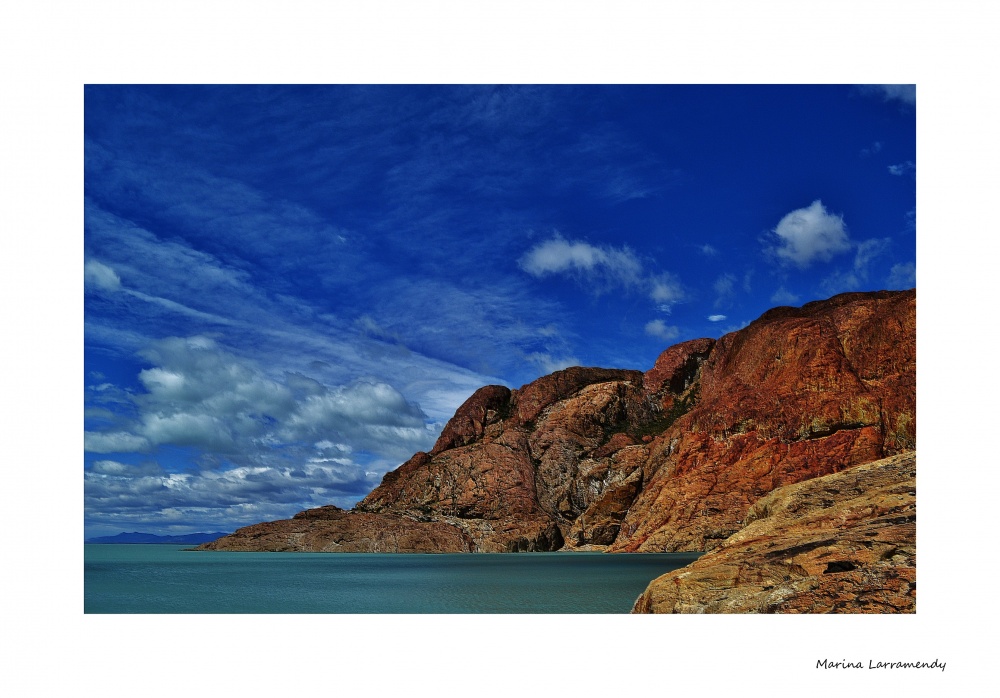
(141, 412, 237, 451)
(769, 200, 852, 269)
(707, 314, 727, 322)
(519, 234, 643, 287)
(84, 259, 121, 292)
(83, 334, 443, 533)
(645, 319, 679, 342)
(86, 335, 436, 466)
(886, 261, 916, 289)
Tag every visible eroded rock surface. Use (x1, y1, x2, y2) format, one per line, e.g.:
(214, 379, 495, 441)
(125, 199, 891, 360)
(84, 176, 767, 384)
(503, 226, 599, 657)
(631, 452, 916, 613)
(611, 289, 915, 551)
(201, 289, 915, 558)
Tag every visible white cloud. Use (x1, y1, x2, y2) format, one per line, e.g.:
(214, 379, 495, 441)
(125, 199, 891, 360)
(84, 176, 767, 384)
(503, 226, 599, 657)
(854, 238, 890, 270)
(888, 161, 916, 177)
(354, 314, 403, 343)
(84, 259, 121, 292)
(650, 272, 684, 308)
(85, 459, 379, 530)
(141, 412, 236, 450)
(91, 460, 133, 475)
(707, 314, 726, 322)
(87, 335, 438, 466)
(860, 141, 882, 158)
(769, 200, 852, 268)
(645, 319, 679, 342)
(519, 234, 643, 287)
(520, 234, 685, 312)
(91, 460, 163, 476)
(820, 238, 891, 294)
(770, 287, 801, 305)
(713, 273, 736, 308)
(526, 352, 580, 374)
(699, 244, 718, 256)
(871, 84, 916, 106)
(887, 261, 916, 289)
(85, 431, 151, 453)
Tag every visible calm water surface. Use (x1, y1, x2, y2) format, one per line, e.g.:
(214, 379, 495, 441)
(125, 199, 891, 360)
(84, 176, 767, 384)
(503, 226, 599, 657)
(85, 545, 699, 614)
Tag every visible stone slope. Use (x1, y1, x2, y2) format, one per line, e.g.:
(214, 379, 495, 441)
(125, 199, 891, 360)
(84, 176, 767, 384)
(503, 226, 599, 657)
(631, 451, 916, 613)
(201, 289, 915, 555)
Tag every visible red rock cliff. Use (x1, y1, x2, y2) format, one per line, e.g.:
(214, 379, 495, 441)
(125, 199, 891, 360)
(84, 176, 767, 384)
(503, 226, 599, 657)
(201, 289, 915, 555)
(611, 289, 914, 551)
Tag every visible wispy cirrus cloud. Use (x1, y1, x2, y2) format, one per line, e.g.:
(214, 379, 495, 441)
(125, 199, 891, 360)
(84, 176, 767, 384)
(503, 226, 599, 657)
(888, 161, 916, 177)
(860, 141, 883, 158)
(713, 273, 737, 308)
(886, 261, 916, 289)
(525, 352, 581, 374)
(84, 259, 121, 292)
(770, 287, 801, 305)
(860, 84, 916, 106)
(84, 199, 537, 398)
(820, 238, 891, 295)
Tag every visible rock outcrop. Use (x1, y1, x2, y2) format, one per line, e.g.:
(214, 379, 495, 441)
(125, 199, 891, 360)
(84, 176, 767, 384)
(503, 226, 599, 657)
(631, 451, 916, 613)
(611, 289, 915, 551)
(201, 289, 915, 560)
(198, 505, 472, 552)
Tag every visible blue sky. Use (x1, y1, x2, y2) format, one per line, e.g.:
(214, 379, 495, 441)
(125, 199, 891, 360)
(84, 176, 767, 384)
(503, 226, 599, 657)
(84, 84, 915, 537)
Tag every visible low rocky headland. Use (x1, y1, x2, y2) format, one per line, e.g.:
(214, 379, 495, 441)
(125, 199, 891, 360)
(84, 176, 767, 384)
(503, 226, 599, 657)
(199, 289, 916, 612)
(631, 451, 915, 613)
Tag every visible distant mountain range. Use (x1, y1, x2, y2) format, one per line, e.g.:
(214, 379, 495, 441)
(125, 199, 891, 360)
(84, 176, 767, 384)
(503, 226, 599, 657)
(86, 531, 231, 544)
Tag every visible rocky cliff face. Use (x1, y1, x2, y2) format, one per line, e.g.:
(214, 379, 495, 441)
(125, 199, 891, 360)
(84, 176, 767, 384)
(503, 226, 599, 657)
(201, 289, 915, 556)
(612, 289, 915, 551)
(631, 451, 916, 613)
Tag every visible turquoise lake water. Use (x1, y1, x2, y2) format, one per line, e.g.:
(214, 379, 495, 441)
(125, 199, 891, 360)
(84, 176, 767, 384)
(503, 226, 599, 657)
(84, 544, 700, 614)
